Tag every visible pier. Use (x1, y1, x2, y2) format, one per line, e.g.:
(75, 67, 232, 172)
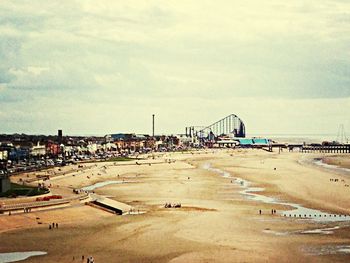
(300, 145, 350, 153)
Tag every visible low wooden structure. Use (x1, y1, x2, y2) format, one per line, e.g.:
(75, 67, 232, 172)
(90, 197, 132, 215)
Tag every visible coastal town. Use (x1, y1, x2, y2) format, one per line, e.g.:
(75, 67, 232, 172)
(0, 130, 350, 262)
(1, 118, 349, 196)
(0, 113, 350, 263)
(1, 1, 350, 262)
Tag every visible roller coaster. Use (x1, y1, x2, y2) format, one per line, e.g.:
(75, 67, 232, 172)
(185, 114, 246, 143)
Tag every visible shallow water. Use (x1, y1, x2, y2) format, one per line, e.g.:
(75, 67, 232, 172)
(262, 226, 340, 236)
(203, 163, 350, 223)
(262, 229, 289, 236)
(81, 180, 132, 191)
(300, 226, 340, 235)
(314, 159, 350, 174)
(0, 251, 47, 262)
(303, 245, 350, 255)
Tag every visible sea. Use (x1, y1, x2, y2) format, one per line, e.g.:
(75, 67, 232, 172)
(247, 134, 343, 144)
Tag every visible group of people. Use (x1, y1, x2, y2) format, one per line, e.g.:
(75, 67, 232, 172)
(86, 256, 95, 263)
(23, 207, 32, 213)
(330, 178, 349, 187)
(164, 203, 182, 208)
(330, 178, 340, 182)
(258, 209, 277, 215)
(74, 255, 94, 262)
(48, 222, 59, 229)
(128, 208, 140, 214)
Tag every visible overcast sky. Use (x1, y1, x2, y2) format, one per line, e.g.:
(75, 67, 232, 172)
(0, 1, 349, 136)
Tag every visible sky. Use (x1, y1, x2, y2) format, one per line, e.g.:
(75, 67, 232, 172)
(0, 0, 349, 136)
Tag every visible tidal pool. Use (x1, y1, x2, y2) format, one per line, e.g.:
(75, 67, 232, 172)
(203, 163, 350, 223)
(81, 180, 133, 191)
(314, 158, 350, 174)
(0, 251, 47, 262)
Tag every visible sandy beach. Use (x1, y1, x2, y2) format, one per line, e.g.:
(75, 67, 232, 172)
(1, 149, 350, 262)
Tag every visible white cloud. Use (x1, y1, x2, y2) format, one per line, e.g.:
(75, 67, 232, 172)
(0, 0, 349, 135)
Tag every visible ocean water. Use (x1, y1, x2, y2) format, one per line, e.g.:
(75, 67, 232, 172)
(247, 134, 339, 144)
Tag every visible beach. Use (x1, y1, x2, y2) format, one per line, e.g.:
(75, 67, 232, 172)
(1, 149, 350, 262)
(321, 156, 350, 170)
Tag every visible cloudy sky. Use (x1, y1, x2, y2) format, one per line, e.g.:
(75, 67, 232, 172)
(0, 1, 349, 136)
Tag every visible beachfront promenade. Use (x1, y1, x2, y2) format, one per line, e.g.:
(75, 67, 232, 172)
(0, 193, 89, 213)
(0, 157, 170, 214)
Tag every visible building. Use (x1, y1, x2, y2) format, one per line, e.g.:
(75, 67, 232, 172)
(31, 142, 46, 157)
(236, 138, 270, 147)
(46, 141, 61, 157)
(0, 170, 10, 193)
(0, 150, 8, 163)
(58, 129, 63, 143)
(111, 133, 154, 152)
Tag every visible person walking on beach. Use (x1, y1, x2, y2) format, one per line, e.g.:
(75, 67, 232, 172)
(259, 209, 262, 215)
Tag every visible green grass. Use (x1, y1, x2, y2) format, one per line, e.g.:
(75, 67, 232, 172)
(0, 183, 49, 198)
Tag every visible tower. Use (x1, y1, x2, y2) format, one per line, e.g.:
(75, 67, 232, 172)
(58, 129, 63, 143)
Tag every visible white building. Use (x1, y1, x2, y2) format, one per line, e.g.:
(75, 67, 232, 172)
(31, 142, 46, 157)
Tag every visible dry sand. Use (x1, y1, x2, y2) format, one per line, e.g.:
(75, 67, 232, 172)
(1, 150, 350, 262)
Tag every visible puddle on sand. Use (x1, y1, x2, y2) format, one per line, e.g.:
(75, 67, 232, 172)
(303, 245, 350, 256)
(203, 163, 350, 223)
(314, 158, 350, 174)
(81, 180, 134, 191)
(300, 226, 340, 235)
(263, 225, 342, 236)
(0, 251, 47, 262)
(262, 229, 289, 236)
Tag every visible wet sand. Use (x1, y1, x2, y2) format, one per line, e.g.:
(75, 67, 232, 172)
(322, 156, 350, 169)
(1, 150, 350, 262)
